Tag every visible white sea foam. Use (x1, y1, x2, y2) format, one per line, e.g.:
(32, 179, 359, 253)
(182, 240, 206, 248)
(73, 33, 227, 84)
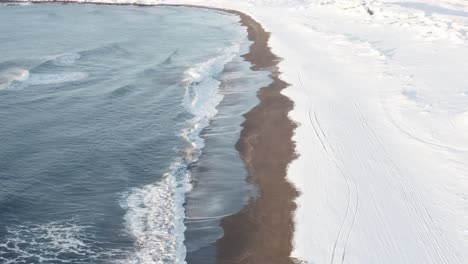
(0, 220, 124, 264)
(182, 44, 240, 149)
(120, 160, 190, 264)
(8, 71, 88, 90)
(0, 68, 29, 90)
(26, 72, 89, 85)
(0, 55, 82, 90)
(120, 44, 240, 264)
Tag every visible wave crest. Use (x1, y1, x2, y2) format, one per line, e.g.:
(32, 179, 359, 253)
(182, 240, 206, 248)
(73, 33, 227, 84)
(0, 220, 125, 264)
(120, 44, 241, 264)
(52, 53, 81, 66)
(0, 68, 29, 90)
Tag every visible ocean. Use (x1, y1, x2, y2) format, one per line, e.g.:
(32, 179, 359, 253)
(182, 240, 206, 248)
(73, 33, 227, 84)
(0, 4, 270, 263)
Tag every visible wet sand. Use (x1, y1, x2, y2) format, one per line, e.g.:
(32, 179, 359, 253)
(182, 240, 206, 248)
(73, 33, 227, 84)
(165, 6, 298, 263)
(214, 10, 298, 264)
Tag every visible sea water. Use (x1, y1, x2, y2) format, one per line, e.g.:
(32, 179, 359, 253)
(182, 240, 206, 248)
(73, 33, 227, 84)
(0, 4, 271, 263)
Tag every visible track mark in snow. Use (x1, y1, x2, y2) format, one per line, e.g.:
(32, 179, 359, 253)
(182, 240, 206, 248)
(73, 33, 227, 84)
(297, 72, 359, 264)
(352, 101, 460, 264)
(381, 96, 468, 154)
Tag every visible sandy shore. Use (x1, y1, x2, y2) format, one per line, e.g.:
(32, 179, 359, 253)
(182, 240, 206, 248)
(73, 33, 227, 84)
(155, 5, 298, 262)
(159, 5, 298, 263)
(214, 9, 298, 264)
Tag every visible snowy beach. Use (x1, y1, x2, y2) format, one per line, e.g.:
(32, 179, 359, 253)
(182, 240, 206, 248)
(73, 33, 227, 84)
(2, 0, 468, 263)
(170, 1, 468, 263)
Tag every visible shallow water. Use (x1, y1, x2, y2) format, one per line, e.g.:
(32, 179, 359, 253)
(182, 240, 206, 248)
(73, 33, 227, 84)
(0, 4, 270, 263)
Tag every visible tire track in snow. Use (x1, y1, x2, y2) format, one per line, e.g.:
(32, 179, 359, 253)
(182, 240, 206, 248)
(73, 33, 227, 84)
(377, 59, 468, 154)
(384, 106, 468, 154)
(303, 19, 466, 155)
(353, 101, 460, 264)
(295, 8, 463, 263)
(297, 72, 359, 264)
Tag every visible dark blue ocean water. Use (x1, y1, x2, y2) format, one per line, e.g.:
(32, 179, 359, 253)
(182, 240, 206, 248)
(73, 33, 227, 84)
(0, 4, 270, 263)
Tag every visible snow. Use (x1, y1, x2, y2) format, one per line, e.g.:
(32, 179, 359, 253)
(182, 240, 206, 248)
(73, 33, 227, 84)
(11, 0, 468, 263)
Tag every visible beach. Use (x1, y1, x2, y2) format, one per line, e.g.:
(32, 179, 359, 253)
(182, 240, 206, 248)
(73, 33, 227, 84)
(2, 0, 468, 263)
(0, 2, 298, 263)
(215, 9, 297, 264)
(167, 5, 298, 262)
(156, 5, 298, 262)
(1, 3, 289, 263)
(169, 1, 468, 263)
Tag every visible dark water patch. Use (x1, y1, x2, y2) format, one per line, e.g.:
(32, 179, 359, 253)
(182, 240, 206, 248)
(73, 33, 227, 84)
(161, 49, 180, 65)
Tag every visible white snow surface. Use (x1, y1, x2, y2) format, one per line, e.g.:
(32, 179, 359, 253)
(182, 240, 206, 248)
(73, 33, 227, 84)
(14, 0, 468, 263)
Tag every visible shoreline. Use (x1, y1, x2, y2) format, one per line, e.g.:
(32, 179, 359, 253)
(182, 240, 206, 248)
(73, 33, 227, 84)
(167, 4, 298, 262)
(1, 1, 299, 263)
(214, 9, 298, 264)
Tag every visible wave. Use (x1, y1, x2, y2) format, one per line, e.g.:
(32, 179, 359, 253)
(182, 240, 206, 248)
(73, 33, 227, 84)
(7, 71, 88, 90)
(0, 53, 82, 90)
(0, 220, 126, 264)
(182, 44, 241, 150)
(27, 72, 88, 85)
(0, 68, 29, 90)
(119, 44, 241, 264)
(160, 49, 179, 65)
(79, 42, 131, 58)
(51, 53, 81, 66)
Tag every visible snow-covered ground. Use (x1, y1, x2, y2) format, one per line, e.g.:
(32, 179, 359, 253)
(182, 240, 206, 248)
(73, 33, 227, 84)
(11, 0, 468, 263)
(183, 1, 468, 263)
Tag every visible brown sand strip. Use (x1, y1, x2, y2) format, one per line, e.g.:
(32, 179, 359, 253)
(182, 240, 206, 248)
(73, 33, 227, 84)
(0, 1, 299, 262)
(152, 6, 298, 262)
(158, 6, 299, 263)
(213, 10, 298, 264)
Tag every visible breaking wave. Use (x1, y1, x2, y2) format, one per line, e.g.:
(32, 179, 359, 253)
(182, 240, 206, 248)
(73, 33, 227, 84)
(0, 220, 126, 264)
(119, 44, 241, 264)
(0, 68, 29, 90)
(7, 71, 88, 90)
